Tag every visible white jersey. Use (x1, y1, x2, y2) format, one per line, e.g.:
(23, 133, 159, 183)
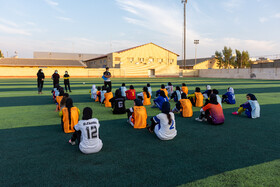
(74, 118, 103, 154)
(91, 85, 97, 99)
(148, 87, 152, 97)
(100, 90, 107, 103)
(120, 86, 127, 97)
(166, 85, 173, 96)
(248, 100, 260, 118)
(216, 95, 222, 108)
(153, 112, 177, 140)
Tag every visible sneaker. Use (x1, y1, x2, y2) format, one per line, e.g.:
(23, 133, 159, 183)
(232, 111, 239, 115)
(68, 139, 76, 145)
(195, 117, 203, 122)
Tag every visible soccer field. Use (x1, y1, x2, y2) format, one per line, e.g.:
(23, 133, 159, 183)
(1, 77, 280, 186)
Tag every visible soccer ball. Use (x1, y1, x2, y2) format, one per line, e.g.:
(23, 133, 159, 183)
(83, 82, 85, 85)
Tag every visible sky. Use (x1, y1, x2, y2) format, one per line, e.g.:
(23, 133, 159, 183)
(0, 0, 279, 59)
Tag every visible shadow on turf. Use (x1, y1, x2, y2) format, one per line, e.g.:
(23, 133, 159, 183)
(1, 105, 280, 186)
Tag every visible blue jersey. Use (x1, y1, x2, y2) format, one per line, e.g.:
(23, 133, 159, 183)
(153, 96, 169, 110)
(224, 92, 236, 104)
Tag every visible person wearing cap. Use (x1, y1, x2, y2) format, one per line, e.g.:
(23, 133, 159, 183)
(148, 102, 177, 140)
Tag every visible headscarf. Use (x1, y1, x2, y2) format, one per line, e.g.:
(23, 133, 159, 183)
(134, 98, 143, 106)
(161, 102, 170, 114)
(247, 93, 257, 100)
(206, 85, 211, 90)
(92, 85, 96, 90)
(82, 107, 92, 120)
(228, 87, 234, 93)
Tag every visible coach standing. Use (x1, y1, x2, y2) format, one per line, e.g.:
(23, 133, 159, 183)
(37, 69, 45, 94)
(52, 70, 60, 88)
(103, 67, 112, 90)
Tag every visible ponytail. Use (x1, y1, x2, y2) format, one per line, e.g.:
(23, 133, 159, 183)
(145, 90, 150, 98)
(166, 113, 172, 125)
(143, 86, 150, 98)
(68, 106, 72, 129)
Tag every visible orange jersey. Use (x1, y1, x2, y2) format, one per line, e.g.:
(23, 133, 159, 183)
(61, 107, 80, 133)
(160, 88, 169, 99)
(95, 91, 100, 102)
(179, 99, 193, 117)
(104, 92, 113, 107)
(181, 86, 188, 95)
(195, 92, 204, 107)
(132, 106, 147, 129)
(143, 92, 151, 105)
(56, 96, 63, 110)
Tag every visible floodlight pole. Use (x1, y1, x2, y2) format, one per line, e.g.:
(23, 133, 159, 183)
(194, 40, 199, 66)
(182, 0, 187, 69)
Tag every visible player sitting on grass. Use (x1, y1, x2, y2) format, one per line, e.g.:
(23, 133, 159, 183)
(152, 90, 169, 110)
(147, 83, 152, 97)
(119, 83, 127, 97)
(55, 89, 64, 112)
(104, 87, 113, 107)
(148, 102, 177, 140)
(188, 87, 204, 107)
(181, 83, 188, 95)
(222, 87, 236, 104)
(59, 98, 80, 133)
(59, 93, 69, 111)
(171, 86, 182, 102)
(232, 93, 260, 118)
(166, 82, 173, 97)
(69, 107, 103, 154)
(137, 86, 151, 105)
(51, 84, 60, 102)
(195, 94, 225, 125)
(156, 84, 169, 99)
(100, 86, 107, 103)
(204, 89, 222, 108)
(126, 99, 147, 129)
(202, 85, 212, 99)
(90, 85, 97, 100)
(125, 85, 136, 100)
(109, 89, 126, 114)
(95, 86, 101, 102)
(172, 93, 193, 118)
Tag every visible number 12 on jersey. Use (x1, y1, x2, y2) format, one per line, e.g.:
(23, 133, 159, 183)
(86, 126, 97, 139)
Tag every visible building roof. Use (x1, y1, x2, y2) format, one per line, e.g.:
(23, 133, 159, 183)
(34, 52, 104, 61)
(0, 58, 87, 67)
(177, 57, 213, 66)
(84, 42, 179, 62)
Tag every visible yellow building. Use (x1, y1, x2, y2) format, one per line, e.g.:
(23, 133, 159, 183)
(84, 43, 180, 77)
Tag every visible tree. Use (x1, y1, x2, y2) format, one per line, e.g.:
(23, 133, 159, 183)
(241, 50, 251, 68)
(0, 50, 4, 58)
(235, 49, 242, 68)
(215, 46, 235, 69)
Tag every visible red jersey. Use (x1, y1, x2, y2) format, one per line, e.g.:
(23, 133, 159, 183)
(125, 89, 136, 100)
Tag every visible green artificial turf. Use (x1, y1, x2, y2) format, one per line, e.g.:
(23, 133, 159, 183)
(0, 77, 280, 186)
